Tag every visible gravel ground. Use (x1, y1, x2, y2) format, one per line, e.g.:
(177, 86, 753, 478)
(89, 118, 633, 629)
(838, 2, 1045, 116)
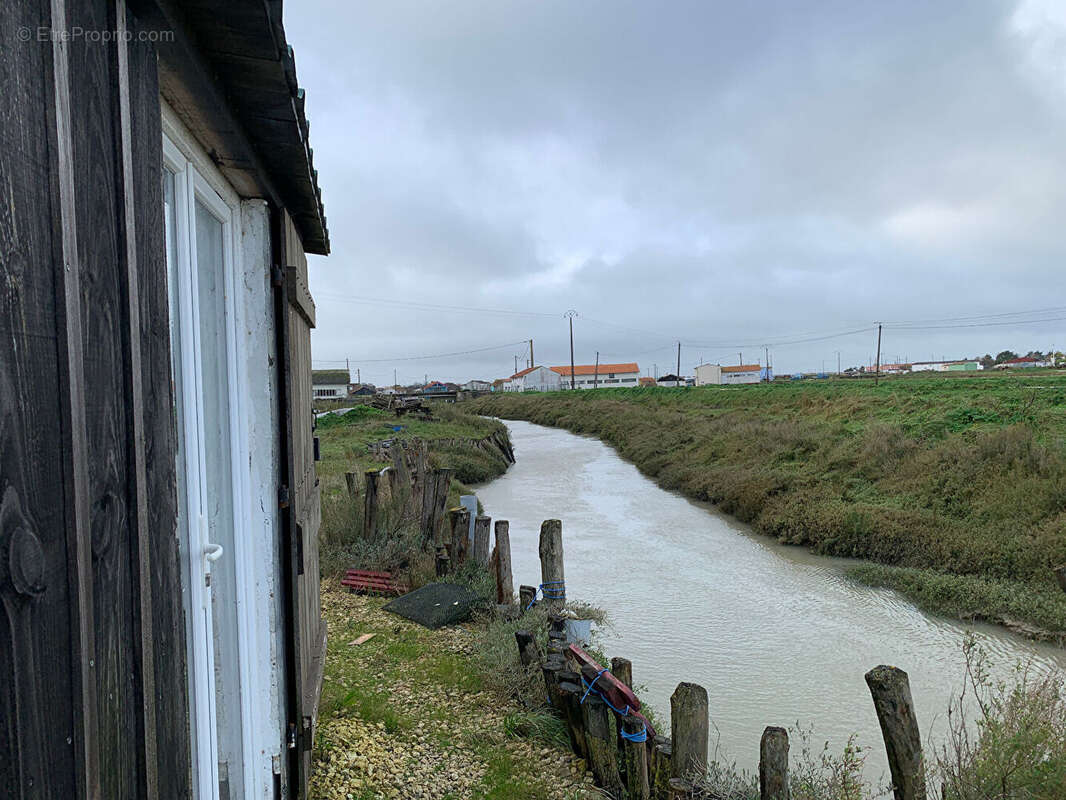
(311, 590, 600, 800)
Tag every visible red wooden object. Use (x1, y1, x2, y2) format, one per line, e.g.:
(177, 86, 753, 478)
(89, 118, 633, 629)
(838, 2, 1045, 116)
(341, 569, 408, 596)
(567, 644, 657, 738)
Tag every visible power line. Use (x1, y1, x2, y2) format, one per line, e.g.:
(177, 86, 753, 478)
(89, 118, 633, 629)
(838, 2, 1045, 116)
(313, 292, 560, 319)
(322, 339, 531, 364)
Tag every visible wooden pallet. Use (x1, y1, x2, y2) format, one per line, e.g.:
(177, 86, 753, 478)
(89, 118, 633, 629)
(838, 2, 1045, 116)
(341, 569, 408, 596)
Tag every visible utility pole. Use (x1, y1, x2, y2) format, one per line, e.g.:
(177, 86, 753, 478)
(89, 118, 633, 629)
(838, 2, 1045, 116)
(676, 342, 681, 387)
(357, 367, 361, 384)
(594, 351, 600, 389)
(529, 339, 534, 368)
(565, 310, 577, 390)
(764, 346, 770, 382)
(739, 352, 743, 366)
(393, 368, 397, 389)
(835, 351, 840, 376)
(514, 354, 519, 375)
(874, 323, 883, 386)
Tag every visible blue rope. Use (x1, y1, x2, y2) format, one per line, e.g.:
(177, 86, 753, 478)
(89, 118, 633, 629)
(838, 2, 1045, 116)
(525, 580, 566, 610)
(578, 668, 648, 743)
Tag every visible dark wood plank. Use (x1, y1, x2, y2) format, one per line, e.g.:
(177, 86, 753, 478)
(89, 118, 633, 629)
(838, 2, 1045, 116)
(126, 4, 191, 791)
(0, 1, 82, 796)
(66, 0, 140, 796)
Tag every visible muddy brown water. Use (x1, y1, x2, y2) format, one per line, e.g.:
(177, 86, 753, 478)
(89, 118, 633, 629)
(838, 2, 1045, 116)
(475, 419, 1066, 783)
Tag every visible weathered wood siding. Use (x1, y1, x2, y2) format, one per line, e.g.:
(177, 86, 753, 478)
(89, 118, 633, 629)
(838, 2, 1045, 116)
(279, 209, 326, 796)
(0, 0, 188, 796)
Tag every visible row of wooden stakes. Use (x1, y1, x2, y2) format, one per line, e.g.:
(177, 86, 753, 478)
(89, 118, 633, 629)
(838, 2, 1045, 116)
(516, 519, 930, 800)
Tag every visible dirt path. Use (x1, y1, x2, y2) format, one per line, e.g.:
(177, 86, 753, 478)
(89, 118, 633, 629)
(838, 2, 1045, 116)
(311, 590, 599, 800)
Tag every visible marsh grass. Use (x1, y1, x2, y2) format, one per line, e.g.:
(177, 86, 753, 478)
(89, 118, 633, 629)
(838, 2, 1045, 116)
(468, 374, 1066, 632)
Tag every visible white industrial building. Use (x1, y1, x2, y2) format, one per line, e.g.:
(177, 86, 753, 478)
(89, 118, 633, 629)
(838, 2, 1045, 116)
(461, 379, 492, 392)
(504, 365, 562, 392)
(550, 362, 641, 388)
(695, 363, 764, 385)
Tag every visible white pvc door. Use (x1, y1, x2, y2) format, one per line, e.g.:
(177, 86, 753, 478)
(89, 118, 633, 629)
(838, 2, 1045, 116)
(163, 136, 247, 800)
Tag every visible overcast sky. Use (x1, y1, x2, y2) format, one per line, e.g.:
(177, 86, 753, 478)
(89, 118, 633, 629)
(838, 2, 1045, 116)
(285, 0, 1066, 384)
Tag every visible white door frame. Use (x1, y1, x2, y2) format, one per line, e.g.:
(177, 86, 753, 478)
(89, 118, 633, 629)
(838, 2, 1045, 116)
(163, 102, 258, 800)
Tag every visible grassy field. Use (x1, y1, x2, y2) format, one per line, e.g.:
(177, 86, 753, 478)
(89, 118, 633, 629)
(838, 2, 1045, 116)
(467, 372, 1066, 635)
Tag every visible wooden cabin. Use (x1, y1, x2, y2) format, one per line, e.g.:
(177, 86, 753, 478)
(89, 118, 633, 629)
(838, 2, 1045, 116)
(1, 1, 329, 798)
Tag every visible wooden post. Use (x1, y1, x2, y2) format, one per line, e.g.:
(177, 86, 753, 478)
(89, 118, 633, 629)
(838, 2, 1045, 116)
(760, 727, 789, 800)
(581, 693, 624, 796)
(473, 515, 491, 565)
(611, 657, 634, 780)
(435, 548, 450, 578)
(519, 584, 537, 611)
(670, 682, 708, 782)
(865, 665, 925, 800)
(495, 521, 513, 603)
(1055, 565, 1066, 594)
(344, 471, 358, 499)
(623, 713, 651, 800)
(447, 507, 469, 565)
(538, 519, 565, 612)
(542, 654, 566, 711)
(652, 738, 673, 800)
(363, 469, 380, 538)
(557, 674, 589, 761)
(514, 630, 540, 667)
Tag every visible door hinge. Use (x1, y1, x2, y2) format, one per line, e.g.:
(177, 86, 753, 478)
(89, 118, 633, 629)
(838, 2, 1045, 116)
(271, 264, 284, 288)
(278, 484, 290, 508)
(313, 436, 320, 462)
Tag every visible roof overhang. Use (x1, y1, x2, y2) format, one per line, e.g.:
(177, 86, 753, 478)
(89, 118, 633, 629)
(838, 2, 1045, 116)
(136, 0, 329, 254)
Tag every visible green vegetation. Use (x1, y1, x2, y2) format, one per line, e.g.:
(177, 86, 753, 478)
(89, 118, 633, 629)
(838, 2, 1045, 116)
(316, 403, 514, 579)
(468, 373, 1066, 634)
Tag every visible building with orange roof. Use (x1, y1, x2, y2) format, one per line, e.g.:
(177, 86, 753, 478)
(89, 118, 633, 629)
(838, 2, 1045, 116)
(549, 362, 640, 389)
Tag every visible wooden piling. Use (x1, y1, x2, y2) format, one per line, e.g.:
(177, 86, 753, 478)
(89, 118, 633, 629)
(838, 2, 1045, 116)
(623, 713, 651, 800)
(865, 665, 925, 800)
(514, 630, 540, 667)
(760, 726, 789, 800)
(670, 682, 708, 783)
(557, 673, 589, 761)
(611, 657, 634, 780)
(538, 519, 566, 612)
(581, 693, 624, 796)
(473, 515, 491, 565)
(363, 468, 381, 537)
(652, 738, 673, 800)
(421, 468, 453, 547)
(495, 521, 513, 603)
(344, 471, 358, 499)
(519, 584, 537, 611)
(447, 507, 470, 565)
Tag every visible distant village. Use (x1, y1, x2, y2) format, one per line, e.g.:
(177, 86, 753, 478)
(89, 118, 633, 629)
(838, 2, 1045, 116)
(312, 349, 1064, 400)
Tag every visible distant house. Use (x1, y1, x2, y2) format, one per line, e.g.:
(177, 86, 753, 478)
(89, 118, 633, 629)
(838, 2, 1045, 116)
(313, 369, 351, 399)
(639, 376, 657, 387)
(995, 357, 1050, 369)
(491, 378, 507, 392)
(422, 381, 451, 394)
(349, 383, 376, 396)
(505, 366, 561, 392)
(880, 363, 910, 375)
(550, 362, 640, 388)
(911, 360, 982, 372)
(695, 363, 763, 385)
(657, 373, 684, 388)
(462, 379, 492, 392)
